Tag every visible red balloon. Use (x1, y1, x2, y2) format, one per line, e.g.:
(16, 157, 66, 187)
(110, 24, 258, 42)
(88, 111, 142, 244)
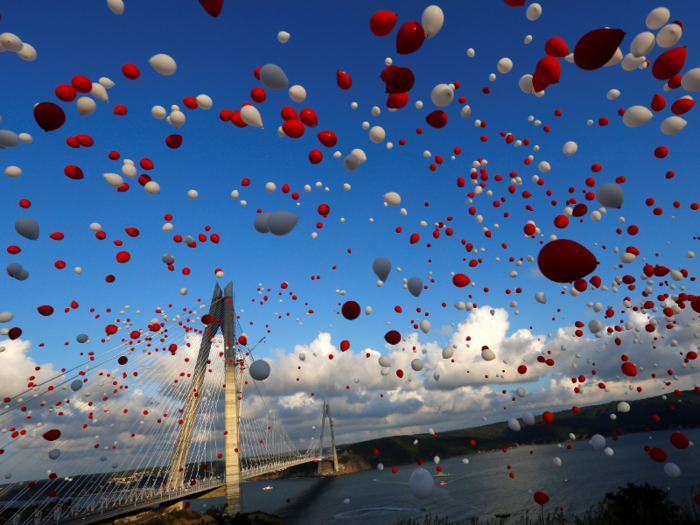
(113, 105, 128, 116)
(653, 47, 687, 81)
(106, 324, 118, 335)
(534, 492, 549, 505)
(117, 181, 129, 192)
(71, 75, 92, 93)
(66, 136, 80, 148)
(182, 96, 198, 109)
(396, 369, 404, 379)
(130, 331, 141, 339)
(654, 146, 669, 158)
(573, 28, 626, 71)
(340, 340, 350, 352)
(384, 330, 401, 345)
(694, 493, 700, 506)
(517, 365, 527, 374)
(531, 72, 549, 93)
(239, 335, 247, 346)
(671, 98, 695, 115)
(691, 296, 700, 313)
(536, 56, 561, 84)
(64, 165, 84, 180)
(201, 314, 215, 325)
(318, 204, 330, 216)
(380, 65, 399, 84)
(198, 0, 223, 17)
(122, 63, 140, 80)
(55, 84, 77, 102)
(299, 108, 318, 128)
(572, 203, 588, 217)
(621, 362, 637, 377)
(309, 150, 323, 164)
(317, 131, 338, 148)
(210, 233, 220, 244)
(75, 135, 93, 147)
(542, 411, 554, 424)
(336, 71, 352, 90)
(537, 239, 598, 283)
(42, 429, 61, 442)
(524, 223, 536, 235)
(281, 107, 299, 121)
(118, 356, 128, 365)
(37, 305, 54, 316)
(589, 275, 601, 288)
(219, 110, 233, 122)
(8, 327, 21, 340)
(116, 251, 131, 263)
(370, 11, 398, 37)
(250, 87, 266, 103)
(396, 21, 426, 55)
(554, 215, 569, 229)
(34, 102, 66, 132)
(426, 110, 448, 129)
(503, 0, 526, 5)
(231, 110, 248, 128)
(452, 274, 470, 287)
(387, 93, 409, 109)
(670, 432, 689, 449)
(648, 447, 667, 463)
(166, 134, 183, 149)
(651, 94, 667, 111)
(282, 119, 305, 139)
(386, 68, 415, 94)
(341, 301, 361, 320)
(7, 246, 20, 254)
(544, 37, 569, 57)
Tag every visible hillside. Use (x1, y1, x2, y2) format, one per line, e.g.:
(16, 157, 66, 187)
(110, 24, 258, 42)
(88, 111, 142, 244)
(335, 390, 700, 468)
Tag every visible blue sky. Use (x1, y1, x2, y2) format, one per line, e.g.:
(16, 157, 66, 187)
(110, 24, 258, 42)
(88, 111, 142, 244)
(2, 0, 700, 421)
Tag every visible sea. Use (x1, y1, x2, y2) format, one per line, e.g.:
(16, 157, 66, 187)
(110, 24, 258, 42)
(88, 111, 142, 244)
(186, 428, 700, 525)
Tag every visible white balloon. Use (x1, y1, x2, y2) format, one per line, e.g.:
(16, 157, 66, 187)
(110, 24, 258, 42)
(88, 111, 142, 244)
(589, 434, 606, 450)
(351, 149, 367, 163)
(589, 319, 602, 334)
(107, 0, 125, 15)
(552, 457, 562, 467)
(603, 48, 623, 67)
(535, 292, 547, 304)
(265, 182, 276, 193)
(538, 161, 550, 173)
(250, 360, 271, 381)
(497, 58, 513, 74)
(369, 126, 386, 144)
(289, 85, 306, 103)
(431, 84, 453, 107)
(660, 116, 687, 135)
(408, 468, 434, 499)
(630, 32, 655, 58)
(149, 54, 177, 76)
(103, 173, 124, 188)
(460, 105, 472, 118)
(481, 348, 496, 361)
(77, 97, 96, 116)
(383, 192, 401, 207)
(467, 48, 475, 57)
(442, 346, 453, 359)
(343, 498, 350, 504)
(0, 33, 23, 52)
(90, 223, 102, 232)
(378, 356, 391, 368)
(607, 89, 620, 100)
(411, 359, 424, 372)
(518, 75, 534, 95)
(5, 166, 22, 178)
(144, 181, 160, 195)
(19, 133, 33, 143)
(516, 387, 527, 398)
(657, 24, 682, 48)
(17, 43, 37, 61)
(646, 7, 670, 30)
(196, 95, 213, 110)
(152, 106, 167, 119)
(461, 458, 469, 465)
(562, 142, 578, 155)
(240, 106, 263, 128)
(0, 312, 14, 323)
(421, 6, 444, 38)
(99, 77, 115, 89)
(621, 53, 646, 71)
(49, 449, 61, 460)
(681, 68, 700, 92)
(277, 31, 290, 43)
(420, 320, 431, 334)
(664, 463, 680, 478)
(170, 110, 186, 128)
(180, 288, 188, 295)
(187, 190, 199, 200)
(526, 3, 542, 21)
(522, 412, 535, 425)
(377, 463, 384, 470)
(508, 419, 521, 432)
(365, 306, 372, 315)
(623, 106, 653, 128)
(91, 83, 109, 103)
(122, 164, 137, 178)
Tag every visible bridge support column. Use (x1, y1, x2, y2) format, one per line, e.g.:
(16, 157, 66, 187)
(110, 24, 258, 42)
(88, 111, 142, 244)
(317, 401, 339, 474)
(223, 282, 242, 515)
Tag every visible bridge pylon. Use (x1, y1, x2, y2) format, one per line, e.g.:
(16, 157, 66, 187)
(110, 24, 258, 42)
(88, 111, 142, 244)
(166, 282, 242, 515)
(317, 400, 339, 474)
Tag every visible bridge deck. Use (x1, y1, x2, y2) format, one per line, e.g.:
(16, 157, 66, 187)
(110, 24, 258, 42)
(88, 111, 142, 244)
(27, 456, 326, 525)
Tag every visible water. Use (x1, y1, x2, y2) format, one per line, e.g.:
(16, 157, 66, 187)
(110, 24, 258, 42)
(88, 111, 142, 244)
(187, 428, 700, 525)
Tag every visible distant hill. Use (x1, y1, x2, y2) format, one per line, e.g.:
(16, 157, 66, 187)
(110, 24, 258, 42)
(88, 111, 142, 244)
(334, 390, 700, 468)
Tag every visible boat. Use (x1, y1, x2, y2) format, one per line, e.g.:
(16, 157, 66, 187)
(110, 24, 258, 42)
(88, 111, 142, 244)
(564, 479, 569, 482)
(495, 514, 510, 519)
(439, 482, 446, 486)
(262, 486, 273, 491)
(433, 472, 452, 477)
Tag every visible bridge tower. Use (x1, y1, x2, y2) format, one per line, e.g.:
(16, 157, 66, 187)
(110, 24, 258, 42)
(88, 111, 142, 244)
(317, 400, 339, 474)
(166, 282, 243, 515)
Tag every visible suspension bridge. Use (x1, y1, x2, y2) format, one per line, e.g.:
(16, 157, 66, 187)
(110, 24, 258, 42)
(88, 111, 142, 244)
(0, 282, 338, 525)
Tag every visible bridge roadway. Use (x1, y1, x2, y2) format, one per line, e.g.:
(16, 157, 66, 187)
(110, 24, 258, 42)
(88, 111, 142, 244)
(25, 456, 326, 525)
